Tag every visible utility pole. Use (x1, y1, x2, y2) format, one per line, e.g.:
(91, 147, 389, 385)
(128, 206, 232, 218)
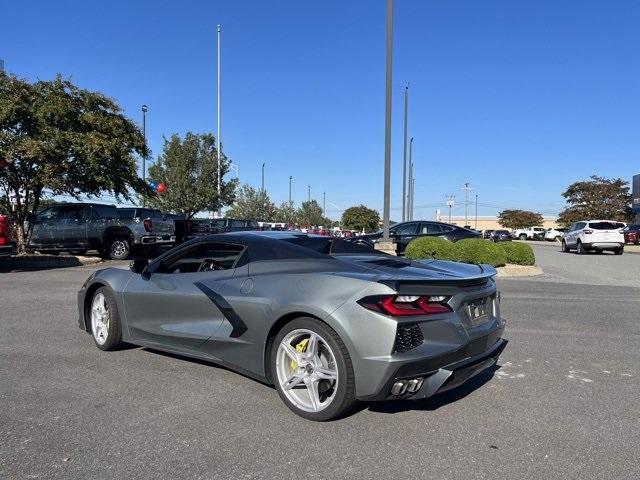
(446, 195, 455, 222)
(462, 182, 472, 226)
(308, 184, 311, 203)
(410, 176, 415, 220)
(289, 176, 293, 206)
(216, 24, 222, 218)
(323, 191, 326, 217)
(141, 104, 148, 207)
(382, 0, 393, 241)
(261, 162, 265, 192)
(475, 194, 478, 230)
(408, 137, 413, 220)
(402, 84, 409, 222)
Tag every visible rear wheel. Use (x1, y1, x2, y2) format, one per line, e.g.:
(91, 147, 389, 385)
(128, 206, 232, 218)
(271, 318, 356, 421)
(105, 237, 130, 260)
(614, 247, 624, 255)
(561, 240, 570, 253)
(90, 287, 123, 351)
(576, 241, 585, 254)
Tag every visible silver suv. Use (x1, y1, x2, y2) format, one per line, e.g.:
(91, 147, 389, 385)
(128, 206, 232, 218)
(561, 220, 625, 255)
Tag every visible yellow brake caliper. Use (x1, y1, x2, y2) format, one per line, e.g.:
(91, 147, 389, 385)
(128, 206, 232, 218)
(290, 338, 309, 370)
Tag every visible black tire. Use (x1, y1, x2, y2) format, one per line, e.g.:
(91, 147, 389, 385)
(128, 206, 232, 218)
(614, 247, 624, 255)
(271, 317, 356, 421)
(519, 234, 527, 241)
(576, 241, 584, 254)
(89, 287, 123, 351)
(106, 237, 130, 260)
(561, 240, 570, 253)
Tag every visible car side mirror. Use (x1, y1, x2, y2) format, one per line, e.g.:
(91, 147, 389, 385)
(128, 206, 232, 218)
(129, 258, 149, 275)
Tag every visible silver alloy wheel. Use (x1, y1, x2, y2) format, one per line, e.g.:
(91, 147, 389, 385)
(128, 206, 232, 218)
(110, 240, 127, 258)
(91, 293, 110, 345)
(275, 329, 339, 413)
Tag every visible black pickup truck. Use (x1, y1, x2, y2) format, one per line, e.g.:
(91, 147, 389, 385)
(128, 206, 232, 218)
(174, 218, 258, 243)
(28, 203, 176, 260)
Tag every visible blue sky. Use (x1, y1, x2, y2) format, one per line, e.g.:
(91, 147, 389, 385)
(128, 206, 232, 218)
(2, 0, 639, 220)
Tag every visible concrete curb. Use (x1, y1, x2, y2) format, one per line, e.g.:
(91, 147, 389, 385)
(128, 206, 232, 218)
(496, 264, 544, 277)
(1, 254, 104, 269)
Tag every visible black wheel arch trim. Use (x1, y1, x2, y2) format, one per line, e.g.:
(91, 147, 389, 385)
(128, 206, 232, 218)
(193, 281, 248, 338)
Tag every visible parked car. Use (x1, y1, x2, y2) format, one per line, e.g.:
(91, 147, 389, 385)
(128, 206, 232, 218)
(561, 220, 625, 255)
(482, 229, 495, 239)
(513, 226, 546, 240)
(78, 231, 507, 421)
(622, 224, 640, 245)
(354, 220, 481, 255)
(544, 227, 566, 242)
(0, 215, 14, 259)
(489, 229, 512, 242)
(28, 203, 176, 260)
(178, 218, 258, 242)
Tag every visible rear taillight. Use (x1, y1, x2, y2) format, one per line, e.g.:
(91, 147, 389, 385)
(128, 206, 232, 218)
(584, 229, 593, 234)
(358, 295, 451, 316)
(143, 218, 153, 232)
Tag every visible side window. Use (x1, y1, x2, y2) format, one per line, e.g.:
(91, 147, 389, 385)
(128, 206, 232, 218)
(58, 206, 86, 221)
(419, 223, 443, 234)
(159, 242, 245, 274)
(575, 222, 586, 231)
(36, 206, 60, 221)
(393, 222, 418, 235)
(93, 205, 117, 219)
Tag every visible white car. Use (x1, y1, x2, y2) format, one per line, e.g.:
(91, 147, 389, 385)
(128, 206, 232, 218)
(544, 227, 566, 242)
(561, 220, 626, 255)
(513, 226, 546, 240)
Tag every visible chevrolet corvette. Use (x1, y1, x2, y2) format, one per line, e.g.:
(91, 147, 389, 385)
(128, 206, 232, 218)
(78, 232, 507, 421)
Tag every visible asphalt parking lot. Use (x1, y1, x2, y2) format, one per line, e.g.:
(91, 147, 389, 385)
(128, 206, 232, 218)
(1, 244, 639, 480)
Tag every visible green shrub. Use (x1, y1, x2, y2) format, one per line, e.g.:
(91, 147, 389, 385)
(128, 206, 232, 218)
(453, 239, 507, 267)
(497, 241, 535, 265)
(405, 236, 457, 261)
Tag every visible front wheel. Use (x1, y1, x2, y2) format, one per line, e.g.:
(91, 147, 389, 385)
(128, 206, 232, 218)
(519, 234, 527, 241)
(90, 287, 123, 351)
(271, 318, 356, 421)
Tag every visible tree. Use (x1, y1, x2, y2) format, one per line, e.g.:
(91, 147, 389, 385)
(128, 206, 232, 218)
(0, 73, 147, 252)
(557, 175, 632, 227)
(341, 205, 380, 232)
(225, 184, 276, 221)
(296, 200, 325, 226)
(145, 133, 236, 219)
(273, 201, 297, 224)
(498, 209, 544, 229)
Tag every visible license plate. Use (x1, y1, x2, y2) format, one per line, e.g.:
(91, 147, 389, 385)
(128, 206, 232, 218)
(466, 297, 491, 326)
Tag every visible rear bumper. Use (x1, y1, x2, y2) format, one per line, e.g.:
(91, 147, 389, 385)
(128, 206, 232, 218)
(582, 242, 623, 250)
(358, 329, 507, 401)
(137, 234, 176, 245)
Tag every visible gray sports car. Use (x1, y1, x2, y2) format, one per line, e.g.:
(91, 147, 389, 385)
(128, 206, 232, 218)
(78, 231, 507, 421)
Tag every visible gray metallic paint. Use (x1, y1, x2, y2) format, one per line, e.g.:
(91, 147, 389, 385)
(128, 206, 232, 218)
(78, 232, 506, 400)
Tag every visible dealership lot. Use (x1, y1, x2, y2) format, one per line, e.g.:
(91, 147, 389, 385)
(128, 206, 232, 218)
(1, 244, 638, 479)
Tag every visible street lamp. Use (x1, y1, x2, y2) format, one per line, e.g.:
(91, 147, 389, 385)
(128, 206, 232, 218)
(141, 104, 148, 207)
(382, 0, 394, 241)
(261, 162, 265, 192)
(289, 176, 293, 206)
(308, 184, 311, 203)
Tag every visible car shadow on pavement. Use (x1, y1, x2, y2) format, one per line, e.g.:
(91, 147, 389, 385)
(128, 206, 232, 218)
(364, 364, 499, 415)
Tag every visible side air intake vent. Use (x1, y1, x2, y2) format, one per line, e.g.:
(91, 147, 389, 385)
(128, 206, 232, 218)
(394, 323, 424, 353)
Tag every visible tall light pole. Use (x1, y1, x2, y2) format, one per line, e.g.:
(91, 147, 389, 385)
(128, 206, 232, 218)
(382, 0, 394, 241)
(475, 194, 478, 230)
(308, 184, 311, 203)
(408, 137, 413, 220)
(323, 191, 326, 217)
(216, 24, 222, 218)
(402, 84, 409, 222)
(289, 176, 293, 206)
(141, 104, 148, 207)
(261, 162, 265, 192)
(411, 176, 415, 220)
(462, 182, 472, 226)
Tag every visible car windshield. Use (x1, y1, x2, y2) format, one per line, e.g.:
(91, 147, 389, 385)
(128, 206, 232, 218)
(588, 222, 623, 230)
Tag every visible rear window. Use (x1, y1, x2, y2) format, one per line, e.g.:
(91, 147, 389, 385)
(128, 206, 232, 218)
(588, 222, 623, 230)
(281, 236, 378, 255)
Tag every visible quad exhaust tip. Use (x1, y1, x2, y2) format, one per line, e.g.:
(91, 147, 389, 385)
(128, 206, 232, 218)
(391, 377, 424, 396)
